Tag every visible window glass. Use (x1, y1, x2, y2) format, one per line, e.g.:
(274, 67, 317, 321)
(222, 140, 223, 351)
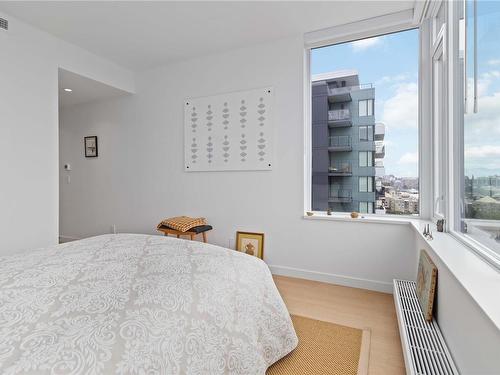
(359, 177, 373, 192)
(432, 3, 447, 219)
(359, 151, 373, 167)
(359, 125, 374, 141)
(457, 0, 500, 258)
(359, 100, 368, 117)
(359, 202, 374, 213)
(368, 99, 374, 116)
(311, 29, 419, 215)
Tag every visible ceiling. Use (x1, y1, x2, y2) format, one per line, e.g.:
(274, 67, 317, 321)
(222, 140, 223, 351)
(0, 1, 415, 71)
(58, 68, 130, 108)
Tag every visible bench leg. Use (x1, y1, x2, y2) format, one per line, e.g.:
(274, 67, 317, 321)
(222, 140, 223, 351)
(202, 232, 207, 243)
(176, 234, 180, 238)
(190, 234, 194, 241)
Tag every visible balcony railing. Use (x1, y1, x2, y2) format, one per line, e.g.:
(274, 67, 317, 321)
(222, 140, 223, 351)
(327, 83, 373, 97)
(328, 160, 352, 175)
(328, 109, 350, 121)
(329, 135, 352, 151)
(375, 123, 385, 141)
(328, 109, 352, 127)
(329, 189, 353, 203)
(375, 144, 385, 158)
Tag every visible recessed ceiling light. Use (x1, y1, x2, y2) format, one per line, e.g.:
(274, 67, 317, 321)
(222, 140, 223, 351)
(63, 88, 72, 92)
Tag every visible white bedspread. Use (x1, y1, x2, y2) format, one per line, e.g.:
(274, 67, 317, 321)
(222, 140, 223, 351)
(0, 234, 297, 374)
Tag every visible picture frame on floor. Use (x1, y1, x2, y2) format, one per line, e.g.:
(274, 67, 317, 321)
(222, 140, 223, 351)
(236, 231, 264, 259)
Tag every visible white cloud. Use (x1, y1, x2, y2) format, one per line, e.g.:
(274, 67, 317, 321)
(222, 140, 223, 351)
(463, 89, 500, 173)
(488, 59, 500, 66)
(465, 145, 500, 158)
(351, 36, 382, 52)
(465, 70, 500, 108)
(381, 82, 418, 129)
(464, 91, 500, 143)
(398, 152, 418, 164)
(375, 74, 409, 85)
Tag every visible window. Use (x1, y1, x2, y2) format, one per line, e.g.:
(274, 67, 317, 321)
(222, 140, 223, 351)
(453, 0, 500, 265)
(432, 3, 447, 219)
(359, 202, 374, 214)
(359, 177, 374, 192)
(358, 99, 374, 117)
(310, 28, 419, 215)
(359, 151, 373, 167)
(359, 125, 374, 141)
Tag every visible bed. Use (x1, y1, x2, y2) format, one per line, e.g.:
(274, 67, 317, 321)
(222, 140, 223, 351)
(0, 234, 297, 374)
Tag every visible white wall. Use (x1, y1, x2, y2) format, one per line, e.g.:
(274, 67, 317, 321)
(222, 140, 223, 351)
(0, 11, 134, 254)
(415, 234, 500, 374)
(59, 34, 500, 372)
(59, 36, 417, 293)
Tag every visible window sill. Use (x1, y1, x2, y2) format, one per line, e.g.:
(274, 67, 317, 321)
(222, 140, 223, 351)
(303, 212, 417, 225)
(303, 213, 500, 330)
(411, 220, 500, 331)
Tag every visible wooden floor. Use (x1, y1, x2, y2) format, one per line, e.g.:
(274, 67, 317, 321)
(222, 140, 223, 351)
(274, 275, 405, 375)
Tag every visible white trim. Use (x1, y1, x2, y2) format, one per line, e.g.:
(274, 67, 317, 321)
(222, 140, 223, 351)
(269, 264, 393, 293)
(303, 47, 312, 212)
(304, 9, 415, 49)
(449, 229, 500, 271)
(419, 19, 433, 219)
(431, 19, 449, 221)
(304, 12, 424, 218)
(413, 0, 433, 25)
(412, 221, 500, 330)
(303, 212, 416, 225)
(58, 235, 80, 243)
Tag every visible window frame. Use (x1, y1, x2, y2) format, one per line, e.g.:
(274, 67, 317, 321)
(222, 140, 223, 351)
(359, 151, 373, 167)
(359, 177, 374, 193)
(446, 0, 500, 269)
(359, 201, 374, 214)
(431, 10, 448, 221)
(359, 125, 374, 142)
(358, 99, 374, 117)
(303, 10, 426, 218)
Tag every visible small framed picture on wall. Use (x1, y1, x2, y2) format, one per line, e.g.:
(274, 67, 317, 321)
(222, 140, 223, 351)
(84, 136, 98, 157)
(236, 231, 264, 260)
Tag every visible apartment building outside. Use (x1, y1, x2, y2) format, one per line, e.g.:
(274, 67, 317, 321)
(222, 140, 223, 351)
(311, 70, 385, 213)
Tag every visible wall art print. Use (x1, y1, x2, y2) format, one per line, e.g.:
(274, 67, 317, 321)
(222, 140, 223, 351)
(184, 87, 273, 171)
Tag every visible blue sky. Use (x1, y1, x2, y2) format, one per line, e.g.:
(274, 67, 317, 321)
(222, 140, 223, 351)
(312, 28, 419, 178)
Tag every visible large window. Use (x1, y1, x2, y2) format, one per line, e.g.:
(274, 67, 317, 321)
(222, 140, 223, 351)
(359, 151, 373, 167)
(359, 202, 374, 214)
(358, 99, 374, 117)
(310, 29, 419, 215)
(454, 0, 500, 264)
(359, 177, 374, 192)
(359, 125, 374, 141)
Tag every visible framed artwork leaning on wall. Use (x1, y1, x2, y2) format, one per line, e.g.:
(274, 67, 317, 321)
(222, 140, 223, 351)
(236, 231, 264, 260)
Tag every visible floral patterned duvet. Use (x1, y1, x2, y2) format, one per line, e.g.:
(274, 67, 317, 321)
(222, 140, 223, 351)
(0, 234, 297, 374)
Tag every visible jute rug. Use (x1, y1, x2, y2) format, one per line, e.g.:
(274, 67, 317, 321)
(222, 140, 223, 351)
(267, 315, 371, 375)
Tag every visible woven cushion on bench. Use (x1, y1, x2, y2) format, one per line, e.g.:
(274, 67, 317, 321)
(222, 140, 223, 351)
(157, 216, 207, 232)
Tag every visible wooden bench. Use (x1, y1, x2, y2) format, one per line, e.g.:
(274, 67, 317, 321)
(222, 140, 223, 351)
(157, 225, 212, 243)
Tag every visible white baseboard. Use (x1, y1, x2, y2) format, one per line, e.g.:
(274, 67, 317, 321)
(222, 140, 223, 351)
(269, 264, 393, 294)
(58, 235, 80, 243)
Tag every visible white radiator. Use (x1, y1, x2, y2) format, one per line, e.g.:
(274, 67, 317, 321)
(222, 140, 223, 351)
(393, 279, 459, 375)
